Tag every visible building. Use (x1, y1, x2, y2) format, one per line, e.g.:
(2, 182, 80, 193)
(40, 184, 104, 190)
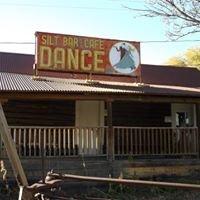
(0, 32, 200, 180)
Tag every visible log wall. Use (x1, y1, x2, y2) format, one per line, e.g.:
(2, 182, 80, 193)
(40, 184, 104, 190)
(112, 101, 171, 127)
(3, 100, 75, 126)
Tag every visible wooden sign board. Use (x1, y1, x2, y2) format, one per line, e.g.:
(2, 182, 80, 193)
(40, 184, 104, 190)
(35, 32, 140, 76)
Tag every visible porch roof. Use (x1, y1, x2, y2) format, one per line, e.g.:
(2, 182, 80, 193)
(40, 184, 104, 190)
(0, 72, 200, 99)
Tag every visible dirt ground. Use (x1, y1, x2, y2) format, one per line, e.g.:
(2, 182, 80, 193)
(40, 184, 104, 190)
(1, 175, 200, 199)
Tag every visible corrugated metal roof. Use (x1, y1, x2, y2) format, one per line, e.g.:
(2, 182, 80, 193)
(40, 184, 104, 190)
(0, 72, 200, 97)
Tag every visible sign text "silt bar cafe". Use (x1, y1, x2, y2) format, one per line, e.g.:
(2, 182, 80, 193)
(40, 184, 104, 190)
(35, 32, 140, 75)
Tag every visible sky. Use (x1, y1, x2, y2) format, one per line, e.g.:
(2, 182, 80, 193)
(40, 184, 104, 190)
(0, 0, 199, 65)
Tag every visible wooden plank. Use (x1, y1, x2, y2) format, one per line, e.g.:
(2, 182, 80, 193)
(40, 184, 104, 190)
(183, 129, 187, 154)
(23, 128, 26, 156)
(122, 128, 124, 155)
(2, 92, 200, 104)
(67, 128, 70, 156)
(28, 129, 31, 157)
(130, 128, 133, 155)
(33, 128, 37, 157)
(139, 128, 142, 154)
(167, 129, 171, 154)
(196, 104, 200, 158)
(135, 128, 138, 154)
(18, 128, 21, 156)
(155, 129, 158, 154)
(63, 129, 66, 156)
(126, 128, 129, 154)
(58, 129, 61, 156)
(0, 103, 28, 186)
(48, 129, 51, 156)
(53, 129, 56, 156)
(147, 128, 150, 154)
(164, 129, 167, 154)
(151, 128, 154, 154)
(107, 101, 114, 161)
(116, 128, 119, 155)
(107, 100, 114, 177)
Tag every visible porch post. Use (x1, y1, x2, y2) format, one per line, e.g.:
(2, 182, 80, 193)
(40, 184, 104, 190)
(196, 104, 200, 158)
(0, 103, 28, 186)
(106, 100, 114, 176)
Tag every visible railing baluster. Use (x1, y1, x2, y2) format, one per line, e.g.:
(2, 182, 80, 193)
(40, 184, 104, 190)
(48, 129, 51, 156)
(63, 129, 66, 156)
(122, 128, 124, 155)
(155, 129, 158, 154)
(38, 129, 41, 156)
(126, 128, 129, 154)
(43, 128, 47, 156)
(183, 129, 187, 154)
(53, 129, 56, 156)
(67, 128, 70, 156)
(58, 129, 61, 156)
(72, 128, 75, 155)
(139, 128, 142, 154)
(33, 128, 37, 157)
(94, 128, 97, 154)
(167, 128, 171, 155)
(151, 128, 154, 154)
(79, 128, 83, 155)
(135, 128, 138, 155)
(28, 128, 32, 157)
(18, 128, 21, 156)
(130, 128, 133, 155)
(23, 129, 26, 157)
(147, 128, 150, 155)
(116, 128, 119, 155)
(159, 129, 162, 154)
(163, 129, 167, 154)
(38, 128, 41, 156)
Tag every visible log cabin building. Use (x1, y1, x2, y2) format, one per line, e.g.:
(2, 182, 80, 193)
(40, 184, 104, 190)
(0, 32, 200, 180)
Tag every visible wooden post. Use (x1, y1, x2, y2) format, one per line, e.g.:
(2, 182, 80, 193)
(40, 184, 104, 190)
(196, 104, 200, 158)
(0, 103, 28, 186)
(106, 100, 114, 176)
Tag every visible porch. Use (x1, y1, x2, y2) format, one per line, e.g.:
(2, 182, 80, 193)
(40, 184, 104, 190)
(0, 126, 198, 158)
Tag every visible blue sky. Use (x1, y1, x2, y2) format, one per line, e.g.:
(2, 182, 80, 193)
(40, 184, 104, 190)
(0, 0, 199, 64)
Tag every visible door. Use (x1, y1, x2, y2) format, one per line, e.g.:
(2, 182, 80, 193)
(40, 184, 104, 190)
(76, 100, 105, 155)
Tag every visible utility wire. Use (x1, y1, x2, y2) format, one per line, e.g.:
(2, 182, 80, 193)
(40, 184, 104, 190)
(0, 42, 35, 44)
(0, 40, 199, 45)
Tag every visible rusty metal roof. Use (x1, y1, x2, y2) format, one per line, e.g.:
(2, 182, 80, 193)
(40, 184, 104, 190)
(141, 64, 200, 87)
(0, 72, 200, 98)
(0, 52, 34, 74)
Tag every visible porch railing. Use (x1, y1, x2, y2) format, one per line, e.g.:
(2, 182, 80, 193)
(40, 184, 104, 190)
(0, 126, 198, 158)
(1, 126, 107, 157)
(114, 127, 198, 156)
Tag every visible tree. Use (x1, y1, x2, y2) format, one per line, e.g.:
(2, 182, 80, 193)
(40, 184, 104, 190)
(166, 47, 200, 69)
(126, 0, 200, 39)
(166, 56, 187, 66)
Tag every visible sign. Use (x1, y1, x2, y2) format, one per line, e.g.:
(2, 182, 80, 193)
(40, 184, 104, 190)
(35, 32, 140, 75)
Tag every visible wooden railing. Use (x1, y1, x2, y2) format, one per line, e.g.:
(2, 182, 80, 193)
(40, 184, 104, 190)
(114, 127, 199, 156)
(0, 127, 107, 157)
(0, 126, 198, 158)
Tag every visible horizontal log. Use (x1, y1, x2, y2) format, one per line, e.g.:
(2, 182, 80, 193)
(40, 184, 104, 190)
(26, 172, 200, 191)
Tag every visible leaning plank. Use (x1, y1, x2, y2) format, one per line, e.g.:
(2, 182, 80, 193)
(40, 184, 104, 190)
(0, 104, 30, 186)
(26, 172, 200, 192)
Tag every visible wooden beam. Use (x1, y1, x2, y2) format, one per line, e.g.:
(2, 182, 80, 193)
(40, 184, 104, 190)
(0, 92, 200, 103)
(106, 100, 114, 176)
(196, 104, 200, 158)
(0, 103, 28, 186)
